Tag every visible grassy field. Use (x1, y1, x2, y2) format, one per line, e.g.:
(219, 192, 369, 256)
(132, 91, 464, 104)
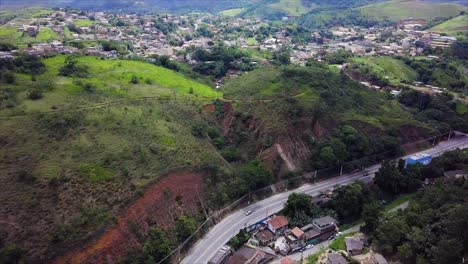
(45, 56, 221, 98)
(245, 37, 259, 46)
(352, 56, 417, 86)
(0, 55, 221, 117)
(36, 27, 59, 42)
(329, 232, 360, 251)
(0, 25, 61, 46)
(219, 8, 244, 17)
(427, 15, 468, 35)
(307, 247, 327, 264)
(268, 0, 316, 16)
(74, 19, 96, 27)
(360, 0, 467, 21)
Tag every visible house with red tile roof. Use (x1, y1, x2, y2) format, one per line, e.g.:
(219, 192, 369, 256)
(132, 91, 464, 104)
(267, 215, 289, 235)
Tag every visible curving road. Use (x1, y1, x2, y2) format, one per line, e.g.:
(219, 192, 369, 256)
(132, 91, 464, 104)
(182, 135, 468, 264)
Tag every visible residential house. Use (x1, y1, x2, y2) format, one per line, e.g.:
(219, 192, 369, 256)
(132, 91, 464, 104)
(267, 215, 289, 235)
(312, 216, 338, 234)
(327, 253, 349, 264)
(254, 229, 275, 246)
(208, 245, 232, 264)
(225, 245, 275, 264)
(284, 227, 304, 251)
(345, 237, 364, 256)
(301, 216, 338, 244)
(301, 224, 321, 244)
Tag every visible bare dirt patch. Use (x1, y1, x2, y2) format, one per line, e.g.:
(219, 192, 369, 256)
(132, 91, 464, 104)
(54, 170, 204, 264)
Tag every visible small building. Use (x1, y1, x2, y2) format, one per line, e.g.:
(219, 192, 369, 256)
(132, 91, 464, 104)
(345, 237, 364, 256)
(302, 224, 321, 244)
(267, 215, 289, 235)
(254, 229, 275, 246)
(225, 245, 275, 264)
(312, 216, 338, 233)
(285, 227, 305, 251)
(327, 253, 349, 264)
(208, 245, 232, 264)
(406, 153, 432, 166)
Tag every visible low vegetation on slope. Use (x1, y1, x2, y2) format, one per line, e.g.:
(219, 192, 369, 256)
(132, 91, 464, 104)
(359, 0, 467, 21)
(219, 8, 245, 17)
(350, 56, 418, 86)
(427, 15, 468, 36)
(222, 64, 417, 129)
(0, 54, 224, 262)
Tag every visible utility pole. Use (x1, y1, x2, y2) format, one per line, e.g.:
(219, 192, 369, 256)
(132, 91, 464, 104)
(432, 136, 436, 146)
(340, 165, 343, 176)
(448, 130, 452, 140)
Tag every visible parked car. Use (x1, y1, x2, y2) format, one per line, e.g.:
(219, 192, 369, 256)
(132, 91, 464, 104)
(306, 244, 314, 249)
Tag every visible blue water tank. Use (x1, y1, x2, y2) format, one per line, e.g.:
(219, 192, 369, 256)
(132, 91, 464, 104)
(406, 153, 432, 166)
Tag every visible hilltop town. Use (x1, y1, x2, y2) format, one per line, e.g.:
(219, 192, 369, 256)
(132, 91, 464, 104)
(0, 9, 460, 65)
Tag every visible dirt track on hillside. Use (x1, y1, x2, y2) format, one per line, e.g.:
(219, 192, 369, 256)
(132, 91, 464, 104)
(54, 170, 204, 264)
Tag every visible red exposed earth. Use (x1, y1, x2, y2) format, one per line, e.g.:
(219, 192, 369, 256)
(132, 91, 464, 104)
(54, 170, 204, 264)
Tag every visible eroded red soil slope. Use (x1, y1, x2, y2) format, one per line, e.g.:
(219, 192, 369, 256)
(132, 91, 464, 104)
(54, 170, 204, 264)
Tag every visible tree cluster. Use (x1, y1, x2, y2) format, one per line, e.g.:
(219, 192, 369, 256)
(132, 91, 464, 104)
(373, 180, 468, 264)
(283, 193, 337, 227)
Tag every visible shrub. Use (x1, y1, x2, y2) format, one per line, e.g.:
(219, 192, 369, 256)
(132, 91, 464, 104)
(37, 112, 83, 138)
(83, 83, 96, 93)
(130, 75, 139, 84)
(27, 88, 43, 100)
(17, 169, 36, 183)
(59, 57, 89, 78)
(221, 146, 241, 162)
(0, 242, 23, 264)
(3, 71, 15, 84)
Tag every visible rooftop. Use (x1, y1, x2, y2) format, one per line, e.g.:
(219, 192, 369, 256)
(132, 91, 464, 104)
(345, 237, 364, 252)
(255, 229, 275, 242)
(313, 216, 338, 229)
(327, 253, 348, 264)
(268, 215, 289, 229)
(291, 227, 304, 238)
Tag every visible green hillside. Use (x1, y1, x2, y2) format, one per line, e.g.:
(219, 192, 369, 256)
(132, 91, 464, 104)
(222, 65, 418, 129)
(351, 56, 418, 86)
(268, 0, 317, 16)
(360, 0, 467, 21)
(427, 15, 468, 35)
(219, 8, 245, 17)
(0, 55, 225, 261)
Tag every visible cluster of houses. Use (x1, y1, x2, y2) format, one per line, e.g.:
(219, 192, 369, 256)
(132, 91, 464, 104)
(2, 8, 461, 68)
(209, 214, 340, 264)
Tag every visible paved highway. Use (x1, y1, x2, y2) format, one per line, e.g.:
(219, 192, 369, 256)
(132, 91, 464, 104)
(182, 135, 468, 264)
